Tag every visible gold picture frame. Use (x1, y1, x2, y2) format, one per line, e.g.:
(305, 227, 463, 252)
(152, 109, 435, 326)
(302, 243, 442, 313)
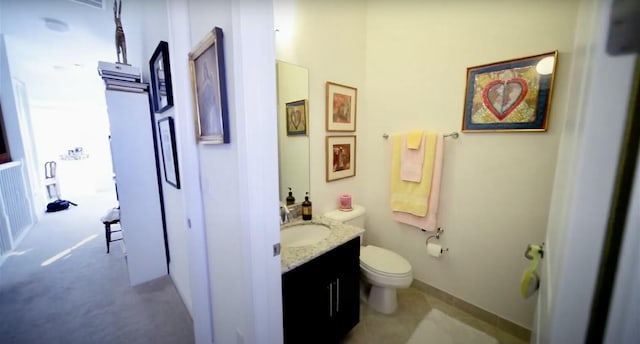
(461, 51, 558, 132)
(326, 135, 356, 182)
(285, 99, 308, 136)
(189, 27, 230, 144)
(326, 82, 357, 132)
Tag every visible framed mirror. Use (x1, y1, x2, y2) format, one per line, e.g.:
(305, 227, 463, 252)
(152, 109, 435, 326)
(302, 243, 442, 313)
(276, 61, 310, 204)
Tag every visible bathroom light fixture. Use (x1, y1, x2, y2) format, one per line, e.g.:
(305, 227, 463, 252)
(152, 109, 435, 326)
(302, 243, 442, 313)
(43, 17, 70, 32)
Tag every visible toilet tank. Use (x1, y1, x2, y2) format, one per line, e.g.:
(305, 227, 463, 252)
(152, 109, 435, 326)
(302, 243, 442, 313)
(323, 204, 366, 228)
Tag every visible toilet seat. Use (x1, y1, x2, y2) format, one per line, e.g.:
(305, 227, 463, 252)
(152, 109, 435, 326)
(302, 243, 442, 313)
(360, 245, 412, 278)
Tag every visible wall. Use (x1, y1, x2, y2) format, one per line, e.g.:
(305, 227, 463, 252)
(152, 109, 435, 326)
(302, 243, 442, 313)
(128, 0, 193, 316)
(539, 0, 638, 341)
(276, 0, 582, 329)
(274, 0, 368, 214)
(538, 0, 601, 340)
(185, 2, 251, 343)
(138, 0, 282, 343)
(362, 0, 580, 328)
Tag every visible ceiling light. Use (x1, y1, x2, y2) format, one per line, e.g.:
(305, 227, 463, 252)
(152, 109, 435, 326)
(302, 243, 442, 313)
(43, 17, 70, 33)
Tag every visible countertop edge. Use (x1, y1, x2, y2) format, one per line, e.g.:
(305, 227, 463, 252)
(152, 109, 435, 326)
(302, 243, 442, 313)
(280, 216, 364, 273)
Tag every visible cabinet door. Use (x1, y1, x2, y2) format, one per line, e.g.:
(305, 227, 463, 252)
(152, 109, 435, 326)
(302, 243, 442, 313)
(282, 250, 333, 344)
(282, 237, 361, 344)
(329, 238, 360, 340)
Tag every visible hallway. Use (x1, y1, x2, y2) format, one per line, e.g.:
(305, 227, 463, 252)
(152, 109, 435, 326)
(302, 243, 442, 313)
(0, 191, 193, 344)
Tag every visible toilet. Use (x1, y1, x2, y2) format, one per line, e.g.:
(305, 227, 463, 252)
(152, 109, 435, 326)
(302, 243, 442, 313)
(324, 205, 413, 314)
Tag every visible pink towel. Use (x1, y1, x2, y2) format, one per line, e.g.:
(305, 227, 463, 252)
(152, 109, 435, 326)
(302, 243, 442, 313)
(393, 134, 444, 231)
(400, 133, 425, 182)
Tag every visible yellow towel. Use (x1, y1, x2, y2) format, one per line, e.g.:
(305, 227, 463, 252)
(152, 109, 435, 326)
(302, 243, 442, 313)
(407, 130, 424, 149)
(390, 132, 437, 216)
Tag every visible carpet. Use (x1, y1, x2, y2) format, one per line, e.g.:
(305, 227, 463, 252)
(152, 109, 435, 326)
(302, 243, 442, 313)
(0, 191, 194, 344)
(406, 309, 498, 344)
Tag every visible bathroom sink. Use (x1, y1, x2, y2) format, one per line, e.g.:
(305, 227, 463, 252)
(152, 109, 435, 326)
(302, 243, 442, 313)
(281, 224, 331, 247)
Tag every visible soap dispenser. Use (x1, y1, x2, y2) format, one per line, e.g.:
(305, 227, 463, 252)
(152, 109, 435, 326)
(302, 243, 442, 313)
(302, 192, 312, 221)
(286, 187, 295, 206)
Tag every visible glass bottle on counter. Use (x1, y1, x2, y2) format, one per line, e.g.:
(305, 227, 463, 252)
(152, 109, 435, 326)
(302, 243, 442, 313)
(302, 192, 312, 221)
(286, 187, 295, 206)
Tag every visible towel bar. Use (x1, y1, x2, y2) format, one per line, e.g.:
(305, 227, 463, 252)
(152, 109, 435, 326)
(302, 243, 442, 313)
(425, 227, 444, 243)
(382, 132, 459, 139)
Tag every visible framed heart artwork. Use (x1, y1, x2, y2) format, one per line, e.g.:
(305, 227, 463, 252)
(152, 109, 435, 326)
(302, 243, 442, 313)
(285, 99, 308, 136)
(461, 51, 558, 132)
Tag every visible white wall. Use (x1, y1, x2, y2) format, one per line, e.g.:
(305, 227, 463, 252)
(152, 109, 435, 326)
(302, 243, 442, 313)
(274, 0, 368, 214)
(126, 0, 192, 316)
(277, 0, 582, 328)
(135, 0, 281, 343)
(184, 3, 251, 343)
(537, 0, 638, 341)
(363, 0, 580, 329)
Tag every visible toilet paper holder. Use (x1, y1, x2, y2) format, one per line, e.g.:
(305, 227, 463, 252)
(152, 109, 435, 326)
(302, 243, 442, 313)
(426, 228, 449, 253)
(426, 227, 444, 242)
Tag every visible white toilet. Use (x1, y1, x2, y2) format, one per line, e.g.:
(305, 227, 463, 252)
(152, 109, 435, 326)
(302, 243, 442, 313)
(324, 205, 413, 314)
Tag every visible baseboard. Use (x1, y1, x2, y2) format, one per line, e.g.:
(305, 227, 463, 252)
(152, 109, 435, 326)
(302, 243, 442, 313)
(411, 279, 531, 342)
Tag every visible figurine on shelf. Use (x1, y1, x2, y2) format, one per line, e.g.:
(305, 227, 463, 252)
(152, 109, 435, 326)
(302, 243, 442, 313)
(114, 0, 128, 65)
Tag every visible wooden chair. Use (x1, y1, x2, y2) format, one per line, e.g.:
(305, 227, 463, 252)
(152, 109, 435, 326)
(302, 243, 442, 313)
(101, 207, 122, 253)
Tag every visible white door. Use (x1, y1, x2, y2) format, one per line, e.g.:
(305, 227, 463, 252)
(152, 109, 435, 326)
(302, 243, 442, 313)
(533, 0, 638, 342)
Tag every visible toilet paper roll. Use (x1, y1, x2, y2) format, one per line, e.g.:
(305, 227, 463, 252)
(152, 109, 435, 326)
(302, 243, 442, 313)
(427, 243, 443, 257)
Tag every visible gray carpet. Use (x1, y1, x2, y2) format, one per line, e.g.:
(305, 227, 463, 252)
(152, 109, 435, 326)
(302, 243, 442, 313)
(0, 192, 194, 344)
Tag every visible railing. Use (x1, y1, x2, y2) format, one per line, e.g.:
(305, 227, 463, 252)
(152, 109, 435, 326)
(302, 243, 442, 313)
(0, 161, 36, 257)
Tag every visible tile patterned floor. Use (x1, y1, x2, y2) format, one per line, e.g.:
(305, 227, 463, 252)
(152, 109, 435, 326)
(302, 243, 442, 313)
(341, 287, 528, 344)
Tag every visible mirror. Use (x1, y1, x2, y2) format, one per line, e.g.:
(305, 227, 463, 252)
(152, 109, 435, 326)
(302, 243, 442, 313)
(276, 61, 310, 204)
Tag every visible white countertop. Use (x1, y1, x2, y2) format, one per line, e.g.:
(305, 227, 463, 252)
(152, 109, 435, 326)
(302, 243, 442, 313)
(280, 216, 365, 273)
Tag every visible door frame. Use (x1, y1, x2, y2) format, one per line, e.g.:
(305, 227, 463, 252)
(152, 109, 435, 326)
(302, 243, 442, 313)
(533, 0, 639, 342)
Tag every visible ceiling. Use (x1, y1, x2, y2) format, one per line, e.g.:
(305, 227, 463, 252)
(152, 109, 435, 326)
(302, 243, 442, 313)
(1, 0, 117, 108)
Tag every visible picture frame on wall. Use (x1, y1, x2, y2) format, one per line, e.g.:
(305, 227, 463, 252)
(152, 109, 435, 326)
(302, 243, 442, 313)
(189, 27, 230, 144)
(326, 82, 357, 132)
(461, 50, 558, 132)
(149, 41, 174, 113)
(158, 116, 180, 189)
(285, 99, 308, 136)
(326, 135, 356, 182)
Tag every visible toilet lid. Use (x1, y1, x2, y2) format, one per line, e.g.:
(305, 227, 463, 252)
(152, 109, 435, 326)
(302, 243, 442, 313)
(360, 245, 411, 275)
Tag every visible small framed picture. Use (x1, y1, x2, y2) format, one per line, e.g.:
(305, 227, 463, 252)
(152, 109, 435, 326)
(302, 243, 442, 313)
(189, 27, 230, 144)
(462, 51, 558, 132)
(326, 82, 357, 132)
(326, 135, 356, 182)
(158, 116, 180, 189)
(149, 41, 174, 113)
(285, 99, 308, 136)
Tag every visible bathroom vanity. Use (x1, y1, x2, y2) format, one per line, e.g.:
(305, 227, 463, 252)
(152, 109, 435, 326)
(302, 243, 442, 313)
(281, 218, 364, 344)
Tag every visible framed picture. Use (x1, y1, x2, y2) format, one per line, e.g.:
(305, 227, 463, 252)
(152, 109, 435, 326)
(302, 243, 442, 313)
(158, 116, 180, 189)
(189, 27, 230, 144)
(461, 51, 558, 132)
(285, 99, 308, 136)
(326, 82, 357, 132)
(326, 135, 356, 182)
(149, 41, 174, 113)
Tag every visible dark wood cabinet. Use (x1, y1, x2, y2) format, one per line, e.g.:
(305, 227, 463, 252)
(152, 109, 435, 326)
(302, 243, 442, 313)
(282, 237, 360, 344)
